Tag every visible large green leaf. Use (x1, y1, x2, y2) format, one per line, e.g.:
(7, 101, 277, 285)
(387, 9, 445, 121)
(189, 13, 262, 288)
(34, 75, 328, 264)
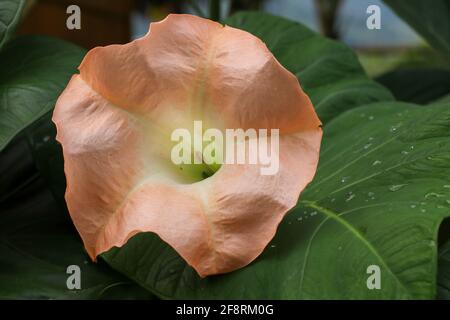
(0, 35, 85, 152)
(383, 0, 450, 57)
(0, 122, 154, 299)
(0, 0, 26, 50)
(435, 94, 450, 105)
(102, 101, 450, 299)
(225, 12, 394, 124)
(376, 68, 450, 104)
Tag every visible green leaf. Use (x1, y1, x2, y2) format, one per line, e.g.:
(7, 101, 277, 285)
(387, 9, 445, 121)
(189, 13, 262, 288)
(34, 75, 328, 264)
(0, 124, 154, 299)
(435, 93, 450, 105)
(0, 0, 26, 50)
(102, 101, 450, 299)
(0, 35, 85, 152)
(376, 68, 450, 104)
(383, 0, 450, 57)
(225, 12, 394, 124)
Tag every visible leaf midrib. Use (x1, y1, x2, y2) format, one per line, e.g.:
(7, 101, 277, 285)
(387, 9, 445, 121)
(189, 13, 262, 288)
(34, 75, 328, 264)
(0, 0, 25, 49)
(297, 200, 413, 298)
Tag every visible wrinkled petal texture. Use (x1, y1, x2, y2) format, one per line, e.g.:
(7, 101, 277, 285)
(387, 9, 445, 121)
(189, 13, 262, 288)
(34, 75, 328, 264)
(53, 14, 322, 277)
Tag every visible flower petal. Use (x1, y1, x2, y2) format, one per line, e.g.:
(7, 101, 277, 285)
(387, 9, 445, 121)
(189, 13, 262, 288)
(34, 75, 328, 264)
(53, 14, 323, 277)
(192, 130, 323, 276)
(78, 14, 320, 133)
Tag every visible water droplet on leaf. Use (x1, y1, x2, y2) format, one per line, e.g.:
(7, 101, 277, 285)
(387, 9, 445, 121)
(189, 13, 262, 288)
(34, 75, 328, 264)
(346, 194, 356, 202)
(389, 184, 407, 192)
(425, 192, 444, 199)
(372, 160, 382, 166)
(341, 176, 350, 183)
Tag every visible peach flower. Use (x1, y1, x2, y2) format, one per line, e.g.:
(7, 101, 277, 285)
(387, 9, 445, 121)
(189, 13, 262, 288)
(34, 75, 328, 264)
(53, 14, 322, 277)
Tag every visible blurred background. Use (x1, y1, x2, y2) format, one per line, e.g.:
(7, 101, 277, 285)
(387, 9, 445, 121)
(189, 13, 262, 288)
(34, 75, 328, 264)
(17, 0, 450, 80)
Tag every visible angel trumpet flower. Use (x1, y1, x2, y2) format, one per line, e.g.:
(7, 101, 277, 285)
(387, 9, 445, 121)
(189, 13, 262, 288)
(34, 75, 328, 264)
(53, 14, 322, 277)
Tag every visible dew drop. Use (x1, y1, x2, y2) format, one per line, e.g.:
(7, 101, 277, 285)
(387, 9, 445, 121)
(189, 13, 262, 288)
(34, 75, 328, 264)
(410, 204, 416, 209)
(368, 192, 375, 197)
(310, 211, 318, 217)
(401, 150, 409, 155)
(372, 160, 382, 166)
(364, 143, 372, 150)
(297, 217, 303, 221)
(368, 116, 374, 120)
(425, 192, 444, 199)
(270, 244, 277, 248)
(346, 194, 356, 202)
(427, 155, 441, 161)
(389, 184, 407, 192)
(341, 176, 350, 183)
(390, 124, 401, 133)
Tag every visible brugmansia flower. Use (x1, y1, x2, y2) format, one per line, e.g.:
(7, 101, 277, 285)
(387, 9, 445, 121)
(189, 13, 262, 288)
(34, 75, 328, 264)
(53, 14, 322, 277)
